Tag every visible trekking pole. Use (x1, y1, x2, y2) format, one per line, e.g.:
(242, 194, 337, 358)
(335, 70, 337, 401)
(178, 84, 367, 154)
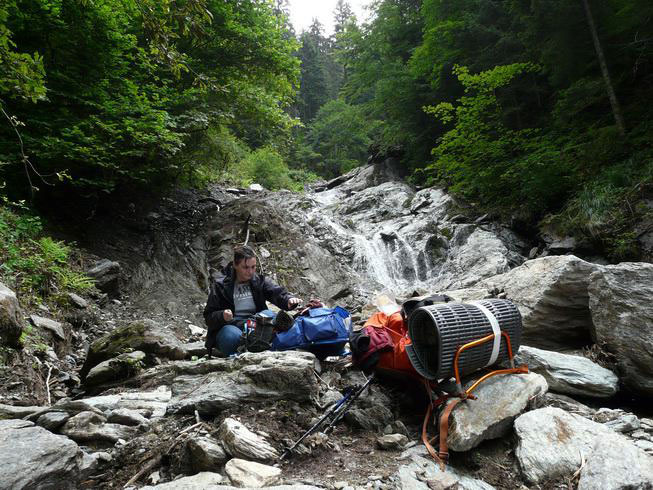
(280, 373, 375, 460)
(323, 373, 374, 434)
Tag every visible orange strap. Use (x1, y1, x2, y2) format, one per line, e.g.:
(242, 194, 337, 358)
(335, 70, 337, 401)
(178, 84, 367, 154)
(422, 365, 529, 469)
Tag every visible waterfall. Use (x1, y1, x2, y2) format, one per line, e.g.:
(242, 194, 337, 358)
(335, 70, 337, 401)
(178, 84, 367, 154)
(309, 190, 434, 294)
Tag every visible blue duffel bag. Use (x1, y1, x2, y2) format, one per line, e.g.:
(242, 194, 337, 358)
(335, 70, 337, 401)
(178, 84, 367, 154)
(271, 306, 351, 360)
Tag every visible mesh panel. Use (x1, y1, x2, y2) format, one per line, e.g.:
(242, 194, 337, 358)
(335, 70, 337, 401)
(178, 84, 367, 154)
(407, 299, 522, 379)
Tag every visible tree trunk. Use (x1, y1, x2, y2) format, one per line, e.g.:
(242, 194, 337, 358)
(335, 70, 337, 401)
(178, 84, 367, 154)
(582, 0, 626, 136)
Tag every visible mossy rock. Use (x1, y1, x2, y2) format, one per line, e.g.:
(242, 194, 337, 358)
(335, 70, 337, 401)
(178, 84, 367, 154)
(80, 319, 186, 379)
(84, 350, 146, 388)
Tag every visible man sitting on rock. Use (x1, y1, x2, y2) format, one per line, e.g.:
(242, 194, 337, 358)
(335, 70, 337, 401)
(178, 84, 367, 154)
(203, 245, 301, 357)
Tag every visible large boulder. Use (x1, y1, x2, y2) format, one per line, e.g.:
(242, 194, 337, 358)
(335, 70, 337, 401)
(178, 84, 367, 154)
(588, 262, 653, 397)
(80, 319, 186, 378)
(167, 351, 319, 416)
(0, 419, 82, 489)
(0, 282, 23, 347)
(517, 346, 618, 398)
(514, 407, 623, 484)
(447, 372, 548, 452)
(481, 255, 599, 349)
(578, 431, 653, 490)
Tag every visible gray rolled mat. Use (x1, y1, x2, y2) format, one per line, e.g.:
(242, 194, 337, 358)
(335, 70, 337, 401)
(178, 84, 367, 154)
(407, 299, 522, 380)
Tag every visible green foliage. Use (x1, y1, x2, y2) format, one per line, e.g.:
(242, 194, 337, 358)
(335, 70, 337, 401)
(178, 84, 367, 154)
(0, 204, 94, 299)
(420, 63, 573, 214)
(304, 99, 379, 178)
(548, 156, 653, 260)
(0, 1, 46, 102)
(0, 0, 299, 197)
(238, 147, 295, 191)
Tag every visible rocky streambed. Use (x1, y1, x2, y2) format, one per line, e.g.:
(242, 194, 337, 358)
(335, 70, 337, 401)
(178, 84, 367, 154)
(1, 161, 653, 489)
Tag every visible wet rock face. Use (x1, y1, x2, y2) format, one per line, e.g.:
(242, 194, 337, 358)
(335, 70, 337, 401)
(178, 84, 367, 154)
(205, 162, 526, 308)
(588, 262, 653, 397)
(0, 282, 23, 347)
(0, 419, 82, 489)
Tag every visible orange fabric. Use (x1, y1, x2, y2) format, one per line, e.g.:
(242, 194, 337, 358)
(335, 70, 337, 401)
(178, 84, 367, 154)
(364, 311, 418, 377)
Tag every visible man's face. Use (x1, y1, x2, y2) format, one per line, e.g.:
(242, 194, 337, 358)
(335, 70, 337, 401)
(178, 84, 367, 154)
(234, 257, 256, 283)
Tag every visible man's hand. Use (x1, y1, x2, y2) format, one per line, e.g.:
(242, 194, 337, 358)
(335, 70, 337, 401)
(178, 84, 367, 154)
(223, 309, 234, 322)
(287, 297, 302, 309)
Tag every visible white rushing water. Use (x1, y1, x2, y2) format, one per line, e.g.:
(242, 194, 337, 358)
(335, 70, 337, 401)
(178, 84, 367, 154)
(309, 187, 435, 295)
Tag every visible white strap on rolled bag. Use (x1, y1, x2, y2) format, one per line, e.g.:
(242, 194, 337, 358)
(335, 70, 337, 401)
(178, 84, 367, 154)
(469, 301, 501, 367)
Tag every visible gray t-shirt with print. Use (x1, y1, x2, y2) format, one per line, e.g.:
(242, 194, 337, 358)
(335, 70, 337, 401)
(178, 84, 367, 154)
(233, 282, 256, 325)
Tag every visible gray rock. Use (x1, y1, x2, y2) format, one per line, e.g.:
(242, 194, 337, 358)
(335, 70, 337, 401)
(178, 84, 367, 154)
(481, 255, 599, 349)
(26, 400, 106, 423)
(578, 431, 653, 490)
(59, 410, 137, 444)
(225, 458, 282, 488)
(0, 282, 23, 347)
(344, 404, 394, 431)
(514, 407, 618, 484)
(434, 226, 522, 291)
(593, 408, 641, 433)
(447, 372, 548, 452)
(106, 408, 150, 426)
(184, 341, 207, 357)
(588, 262, 653, 397)
(187, 435, 228, 471)
(30, 314, 66, 340)
(376, 434, 408, 450)
(79, 386, 171, 418)
(36, 411, 70, 431)
(84, 350, 146, 388)
(396, 445, 495, 490)
(634, 440, 653, 453)
(220, 417, 279, 461)
(0, 419, 82, 489)
(86, 259, 120, 296)
(80, 319, 186, 378)
(67, 292, 88, 309)
(141, 472, 225, 489)
(0, 403, 42, 419)
(517, 345, 618, 398)
(167, 352, 319, 416)
(543, 393, 596, 419)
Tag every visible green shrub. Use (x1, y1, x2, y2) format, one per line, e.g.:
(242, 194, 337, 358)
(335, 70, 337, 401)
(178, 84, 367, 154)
(0, 203, 94, 300)
(239, 147, 295, 191)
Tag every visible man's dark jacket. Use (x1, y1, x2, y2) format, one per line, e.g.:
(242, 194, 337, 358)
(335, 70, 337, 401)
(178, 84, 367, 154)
(203, 263, 292, 350)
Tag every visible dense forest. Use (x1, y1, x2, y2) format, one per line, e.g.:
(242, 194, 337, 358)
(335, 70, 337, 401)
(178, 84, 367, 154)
(1, 0, 653, 261)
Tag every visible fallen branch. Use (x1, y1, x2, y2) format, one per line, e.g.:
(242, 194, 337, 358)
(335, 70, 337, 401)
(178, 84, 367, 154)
(123, 422, 204, 488)
(44, 362, 53, 406)
(123, 455, 162, 488)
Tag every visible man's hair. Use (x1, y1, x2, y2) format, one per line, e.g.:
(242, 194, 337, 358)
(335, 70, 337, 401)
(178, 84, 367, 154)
(233, 245, 256, 265)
